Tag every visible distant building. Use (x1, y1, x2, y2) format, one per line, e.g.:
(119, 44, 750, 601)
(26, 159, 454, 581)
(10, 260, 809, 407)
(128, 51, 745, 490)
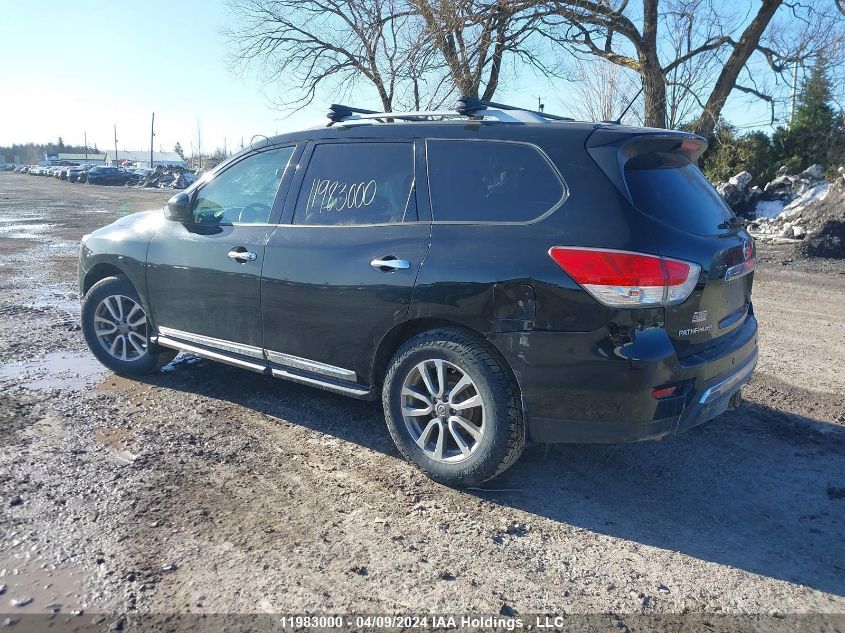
(103, 150, 185, 169)
(44, 152, 107, 166)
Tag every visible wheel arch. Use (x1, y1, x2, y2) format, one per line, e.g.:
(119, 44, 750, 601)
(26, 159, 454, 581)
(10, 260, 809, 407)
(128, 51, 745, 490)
(371, 318, 524, 408)
(82, 263, 127, 296)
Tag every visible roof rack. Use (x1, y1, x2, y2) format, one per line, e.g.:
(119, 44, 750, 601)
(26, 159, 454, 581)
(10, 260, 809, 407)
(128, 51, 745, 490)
(327, 104, 381, 123)
(325, 96, 574, 126)
(456, 96, 573, 122)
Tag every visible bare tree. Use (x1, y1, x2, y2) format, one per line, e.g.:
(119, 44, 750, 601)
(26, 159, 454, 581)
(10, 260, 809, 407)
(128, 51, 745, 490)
(563, 57, 642, 123)
(662, 0, 725, 129)
(225, 0, 444, 111)
(412, 0, 554, 100)
(538, 0, 842, 137)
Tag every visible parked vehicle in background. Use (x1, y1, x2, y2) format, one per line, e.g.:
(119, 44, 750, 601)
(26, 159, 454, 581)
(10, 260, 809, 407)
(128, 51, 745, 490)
(59, 165, 77, 180)
(67, 164, 90, 183)
(77, 97, 759, 486)
(86, 166, 132, 186)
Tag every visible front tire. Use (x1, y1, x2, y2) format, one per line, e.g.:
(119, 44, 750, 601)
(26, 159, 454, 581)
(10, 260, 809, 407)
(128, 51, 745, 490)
(383, 329, 525, 487)
(82, 276, 176, 375)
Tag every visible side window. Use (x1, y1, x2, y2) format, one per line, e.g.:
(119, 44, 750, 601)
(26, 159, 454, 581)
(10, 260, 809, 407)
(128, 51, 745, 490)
(426, 140, 565, 222)
(294, 142, 416, 226)
(193, 146, 295, 225)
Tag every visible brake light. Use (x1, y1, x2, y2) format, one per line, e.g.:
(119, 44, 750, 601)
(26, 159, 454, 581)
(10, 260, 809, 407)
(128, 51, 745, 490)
(548, 247, 701, 308)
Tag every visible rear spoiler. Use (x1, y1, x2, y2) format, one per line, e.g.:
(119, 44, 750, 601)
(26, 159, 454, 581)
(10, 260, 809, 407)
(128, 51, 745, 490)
(585, 127, 707, 203)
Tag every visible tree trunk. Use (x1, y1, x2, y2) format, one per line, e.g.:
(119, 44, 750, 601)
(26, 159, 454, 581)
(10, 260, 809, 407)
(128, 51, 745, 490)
(692, 0, 783, 139)
(640, 0, 667, 128)
(641, 58, 667, 127)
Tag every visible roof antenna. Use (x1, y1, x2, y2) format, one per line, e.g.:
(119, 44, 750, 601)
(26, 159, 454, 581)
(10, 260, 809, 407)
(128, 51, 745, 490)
(606, 86, 643, 125)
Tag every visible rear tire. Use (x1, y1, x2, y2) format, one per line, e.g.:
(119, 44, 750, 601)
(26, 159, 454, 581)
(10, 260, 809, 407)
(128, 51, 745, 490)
(383, 329, 525, 487)
(82, 276, 176, 376)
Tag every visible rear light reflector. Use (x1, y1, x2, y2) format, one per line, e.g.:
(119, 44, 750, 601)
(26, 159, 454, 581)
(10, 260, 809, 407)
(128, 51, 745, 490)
(548, 247, 701, 308)
(652, 386, 679, 399)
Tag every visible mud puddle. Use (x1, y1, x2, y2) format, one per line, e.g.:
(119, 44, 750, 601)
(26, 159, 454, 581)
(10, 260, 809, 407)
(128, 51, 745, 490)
(0, 223, 54, 239)
(0, 550, 98, 617)
(0, 351, 105, 391)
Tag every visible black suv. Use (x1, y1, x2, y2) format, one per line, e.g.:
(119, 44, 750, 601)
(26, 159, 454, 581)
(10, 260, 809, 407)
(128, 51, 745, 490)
(86, 166, 132, 186)
(78, 98, 758, 486)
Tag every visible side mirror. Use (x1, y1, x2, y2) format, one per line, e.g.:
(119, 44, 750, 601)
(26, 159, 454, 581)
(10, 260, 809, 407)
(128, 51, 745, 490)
(165, 192, 192, 223)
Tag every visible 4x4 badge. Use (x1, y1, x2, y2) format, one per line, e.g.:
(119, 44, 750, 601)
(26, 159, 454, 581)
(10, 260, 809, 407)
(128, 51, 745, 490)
(692, 310, 708, 323)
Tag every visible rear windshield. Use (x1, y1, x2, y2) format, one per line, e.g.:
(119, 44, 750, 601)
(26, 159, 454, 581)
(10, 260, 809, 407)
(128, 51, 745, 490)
(625, 153, 733, 236)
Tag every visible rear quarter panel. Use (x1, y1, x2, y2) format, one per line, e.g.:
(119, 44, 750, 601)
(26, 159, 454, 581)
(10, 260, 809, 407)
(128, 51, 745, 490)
(410, 125, 661, 336)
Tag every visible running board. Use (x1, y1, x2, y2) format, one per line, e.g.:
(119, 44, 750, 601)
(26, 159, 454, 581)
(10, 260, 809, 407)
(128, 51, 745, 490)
(153, 335, 269, 373)
(271, 367, 374, 399)
(152, 334, 374, 399)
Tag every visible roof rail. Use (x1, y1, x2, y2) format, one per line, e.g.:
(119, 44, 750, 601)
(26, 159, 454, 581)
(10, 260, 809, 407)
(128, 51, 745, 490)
(325, 96, 575, 126)
(456, 96, 573, 122)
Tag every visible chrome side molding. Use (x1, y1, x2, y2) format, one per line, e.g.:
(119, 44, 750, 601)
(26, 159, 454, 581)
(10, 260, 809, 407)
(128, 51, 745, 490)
(265, 349, 357, 382)
(157, 326, 265, 360)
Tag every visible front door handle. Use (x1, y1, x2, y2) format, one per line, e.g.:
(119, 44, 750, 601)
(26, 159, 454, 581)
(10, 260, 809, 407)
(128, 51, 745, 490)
(370, 256, 410, 272)
(228, 248, 257, 263)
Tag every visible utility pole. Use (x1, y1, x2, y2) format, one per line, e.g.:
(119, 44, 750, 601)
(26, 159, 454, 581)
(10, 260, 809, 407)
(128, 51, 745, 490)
(196, 119, 202, 170)
(113, 124, 118, 166)
(150, 112, 155, 168)
(536, 96, 544, 112)
(84, 132, 88, 161)
(224, 136, 227, 157)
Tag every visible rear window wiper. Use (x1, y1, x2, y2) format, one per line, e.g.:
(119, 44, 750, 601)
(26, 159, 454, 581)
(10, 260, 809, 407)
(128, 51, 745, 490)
(718, 216, 747, 230)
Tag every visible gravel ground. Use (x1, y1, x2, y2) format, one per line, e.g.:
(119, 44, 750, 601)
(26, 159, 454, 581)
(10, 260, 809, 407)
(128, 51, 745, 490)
(0, 173, 843, 630)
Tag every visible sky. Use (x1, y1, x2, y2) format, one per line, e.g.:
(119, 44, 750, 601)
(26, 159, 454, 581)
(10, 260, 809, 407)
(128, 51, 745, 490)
(0, 1, 784, 156)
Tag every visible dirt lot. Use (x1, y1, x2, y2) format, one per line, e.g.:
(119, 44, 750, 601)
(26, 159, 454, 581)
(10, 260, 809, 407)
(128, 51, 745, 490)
(1, 173, 844, 628)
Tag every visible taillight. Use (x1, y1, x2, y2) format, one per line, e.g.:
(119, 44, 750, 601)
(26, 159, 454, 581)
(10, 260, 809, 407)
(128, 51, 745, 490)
(548, 247, 701, 308)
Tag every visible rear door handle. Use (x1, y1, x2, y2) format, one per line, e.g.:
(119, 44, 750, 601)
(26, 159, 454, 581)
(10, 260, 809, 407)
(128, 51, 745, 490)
(228, 248, 257, 263)
(370, 256, 410, 271)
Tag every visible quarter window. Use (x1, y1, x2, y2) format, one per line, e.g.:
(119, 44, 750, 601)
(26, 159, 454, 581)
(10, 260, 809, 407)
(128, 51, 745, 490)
(193, 146, 294, 225)
(426, 140, 565, 222)
(294, 142, 416, 225)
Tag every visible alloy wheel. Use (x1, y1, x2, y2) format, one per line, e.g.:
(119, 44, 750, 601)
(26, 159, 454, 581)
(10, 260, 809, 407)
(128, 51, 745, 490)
(400, 359, 485, 463)
(93, 295, 148, 361)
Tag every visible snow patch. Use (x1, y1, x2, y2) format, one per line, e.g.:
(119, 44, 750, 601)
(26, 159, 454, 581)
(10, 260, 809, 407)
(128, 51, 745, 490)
(754, 182, 831, 221)
(780, 182, 830, 218)
(754, 200, 787, 219)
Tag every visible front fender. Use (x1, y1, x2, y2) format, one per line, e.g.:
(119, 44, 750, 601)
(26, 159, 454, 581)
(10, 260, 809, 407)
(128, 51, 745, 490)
(79, 209, 168, 309)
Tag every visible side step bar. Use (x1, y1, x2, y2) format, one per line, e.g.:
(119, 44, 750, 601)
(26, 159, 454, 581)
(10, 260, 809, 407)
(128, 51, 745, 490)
(154, 334, 268, 373)
(151, 333, 374, 400)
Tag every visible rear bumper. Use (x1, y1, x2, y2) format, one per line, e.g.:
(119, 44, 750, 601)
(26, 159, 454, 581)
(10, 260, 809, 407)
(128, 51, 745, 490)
(489, 312, 758, 443)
